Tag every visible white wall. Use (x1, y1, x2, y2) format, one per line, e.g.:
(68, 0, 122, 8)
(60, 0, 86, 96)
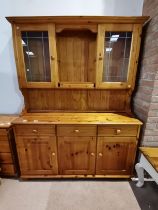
(0, 0, 144, 114)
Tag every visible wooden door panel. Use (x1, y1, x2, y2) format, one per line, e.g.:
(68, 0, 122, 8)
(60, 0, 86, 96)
(16, 136, 58, 175)
(96, 137, 137, 175)
(58, 137, 96, 175)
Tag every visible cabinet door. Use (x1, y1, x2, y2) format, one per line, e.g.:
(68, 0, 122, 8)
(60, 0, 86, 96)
(58, 137, 96, 175)
(14, 24, 58, 88)
(16, 136, 58, 175)
(96, 137, 137, 175)
(96, 24, 142, 89)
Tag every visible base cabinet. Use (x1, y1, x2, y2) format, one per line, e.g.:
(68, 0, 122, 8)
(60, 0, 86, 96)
(16, 136, 58, 175)
(96, 137, 137, 175)
(14, 123, 139, 178)
(58, 137, 96, 175)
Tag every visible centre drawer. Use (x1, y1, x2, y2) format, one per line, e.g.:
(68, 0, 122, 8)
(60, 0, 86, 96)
(98, 125, 138, 136)
(57, 125, 97, 136)
(14, 124, 55, 136)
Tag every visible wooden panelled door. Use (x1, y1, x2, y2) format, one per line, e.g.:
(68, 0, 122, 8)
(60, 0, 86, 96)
(58, 137, 96, 175)
(96, 137, 137, 175)
(16, 136, 58, 175)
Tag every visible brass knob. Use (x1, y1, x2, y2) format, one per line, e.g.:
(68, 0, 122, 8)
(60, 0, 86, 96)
(51, 56, 55, 60)
(91, 153, 95, 156)
(32, 129, 37, 133)
(128, 85, 131, 88)
(52, 153, 55, 156)
(74, 129, 79, 133)
(16, 26, 20, 30)
(98, 153, 103, 157)
(116, 129, 121, 135)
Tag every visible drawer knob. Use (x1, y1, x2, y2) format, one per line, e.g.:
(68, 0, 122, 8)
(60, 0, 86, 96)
(116, 129, 121, 134)
(90, 152, 95, 156)
(32, 129, 38, 133)
(98, 153, 103, 157)
(74, 129, 79, 133)
(52, 153, 55, 156)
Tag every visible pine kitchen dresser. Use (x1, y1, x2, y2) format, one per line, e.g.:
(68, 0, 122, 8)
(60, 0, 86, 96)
(6, 16, 149, 179)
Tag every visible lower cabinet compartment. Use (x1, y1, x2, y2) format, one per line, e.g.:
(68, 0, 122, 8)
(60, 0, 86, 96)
(58, 137, 96, 175)
(16, 136, 58, 175)
(96, 137, 137, 175)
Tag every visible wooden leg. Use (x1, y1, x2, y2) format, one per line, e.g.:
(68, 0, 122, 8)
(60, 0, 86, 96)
(135, 162, 144, 187)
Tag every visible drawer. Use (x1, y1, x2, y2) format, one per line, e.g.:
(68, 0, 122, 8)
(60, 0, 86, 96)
(0, 164, 14, 175)
(0, 136, 8, 141)
(0, 153, 13, 164)
(14, 124, 55, 136)
(57, 125, 96, 136)
(0, 141, 10, 152)
(98, 125, 138, 137)
(0, 129, 8, 137)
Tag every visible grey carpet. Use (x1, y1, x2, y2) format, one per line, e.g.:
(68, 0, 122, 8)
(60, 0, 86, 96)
(46, 181, 140, 210)
(0, 179, 140, 210)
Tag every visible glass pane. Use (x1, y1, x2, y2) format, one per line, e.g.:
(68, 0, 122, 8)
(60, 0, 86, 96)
(103, 32, 132, 82)
(21, 31, 51, 82)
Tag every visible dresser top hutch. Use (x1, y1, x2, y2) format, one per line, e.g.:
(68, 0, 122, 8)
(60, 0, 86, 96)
(6, 15, 149, 123)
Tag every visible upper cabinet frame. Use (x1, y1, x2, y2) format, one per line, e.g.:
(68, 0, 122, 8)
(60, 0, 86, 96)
(8, 16, 149, 89)
(13, 23, 58, 88)
(96, 23, 142, 89)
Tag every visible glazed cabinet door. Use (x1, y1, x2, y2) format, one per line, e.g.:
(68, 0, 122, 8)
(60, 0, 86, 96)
(96, 24, 142, 89)
(14, 24, 58, 88)
(96, 137, 137, 175)
(16, 136, 58, 176)
(58, 137, 96, 175)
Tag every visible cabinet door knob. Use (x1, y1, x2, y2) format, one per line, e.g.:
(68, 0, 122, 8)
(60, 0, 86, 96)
(51, 56, 55, 60)
(32, 129, 37, 133)
(74, 129, 79, 133)
(52, 152, 55, 156)
(99, 57, 103, 60)
(90, 152, 95, 156)
(98, 153, 103, 157)
(116, 129, 121, 134)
